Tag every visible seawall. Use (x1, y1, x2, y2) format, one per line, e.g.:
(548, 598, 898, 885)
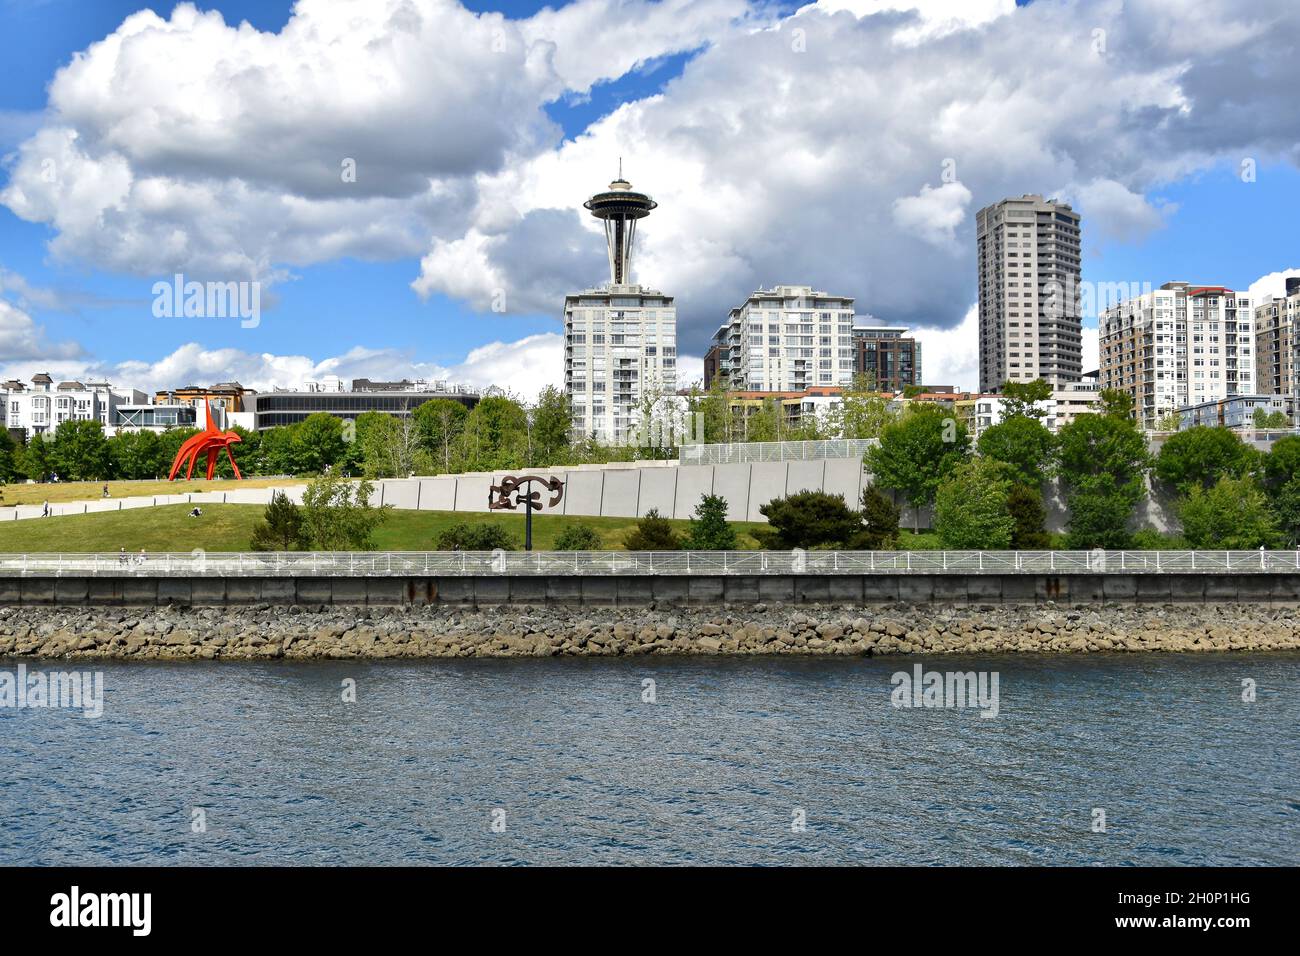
(3, 603, 1299, 660)
(4, 572, 1300, 607)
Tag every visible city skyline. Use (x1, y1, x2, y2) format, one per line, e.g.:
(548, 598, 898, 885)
(1, 0, 1299, 401)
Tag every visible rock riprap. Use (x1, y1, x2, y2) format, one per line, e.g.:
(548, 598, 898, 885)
(1, 603, 1298, 660)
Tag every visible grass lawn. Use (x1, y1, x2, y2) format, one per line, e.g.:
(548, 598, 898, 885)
(0, 477, 300, 507)
(0, 504, 773, 553)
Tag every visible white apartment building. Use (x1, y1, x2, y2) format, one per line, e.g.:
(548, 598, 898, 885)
(710, 285, 856, 391)
(1051, 373, 1101, 432)
(1, 373, 146, 442)
(976, 195, 1084, 392)
(1099, 282, 1253, 430)
(563, 286, 678, 442)
(564, 172, 678, 443)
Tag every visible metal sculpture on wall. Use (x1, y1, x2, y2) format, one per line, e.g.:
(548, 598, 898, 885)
(168, 400, 244, 481)
(488, 475, 565, 551)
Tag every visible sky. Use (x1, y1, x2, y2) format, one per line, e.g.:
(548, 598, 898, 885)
(1, 0, 1298, 399)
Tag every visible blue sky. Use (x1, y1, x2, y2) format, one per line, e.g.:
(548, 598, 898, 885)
(1, 0, 1297, 394)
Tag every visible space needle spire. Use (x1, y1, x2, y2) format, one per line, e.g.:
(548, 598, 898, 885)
(583, 165, 657, 287)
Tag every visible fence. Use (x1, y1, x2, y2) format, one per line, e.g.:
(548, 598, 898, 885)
(679, 439, 877, 465)
(2, 550, 1298, 577)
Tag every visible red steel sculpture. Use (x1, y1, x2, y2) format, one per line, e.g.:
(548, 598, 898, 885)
(168, 400, 244, 481)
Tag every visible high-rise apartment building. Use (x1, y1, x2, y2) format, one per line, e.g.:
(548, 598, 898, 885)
(1255, 277, 1300, 398)
(563, 173, 677, 442)
(852, 326, 922, 391)
(709, 285, 856, 392)
(976, 194, 1083, 392)
(1099, 282, 1254, 430)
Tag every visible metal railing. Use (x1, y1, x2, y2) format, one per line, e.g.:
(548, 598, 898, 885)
(679, 439, 877, 465)
(2, 550, 1299, 577)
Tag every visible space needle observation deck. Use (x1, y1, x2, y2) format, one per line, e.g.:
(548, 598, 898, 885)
(583, 170, 657, 288)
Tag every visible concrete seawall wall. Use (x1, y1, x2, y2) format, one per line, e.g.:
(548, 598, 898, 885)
(3, 572, 1298, 607)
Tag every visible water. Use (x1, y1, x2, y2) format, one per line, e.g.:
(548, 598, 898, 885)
(2, 654, 1298, 865)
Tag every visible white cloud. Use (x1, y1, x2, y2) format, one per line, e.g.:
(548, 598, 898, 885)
(1065, 179, 1175, 246)
(1081, 324, 1099, 375)
(911, 304, 977, 391)
(1247, 268, 1300, 305)
(0, 0, 743, 285)
(892, 181, 972, 249)
(0, 298, 84, 364)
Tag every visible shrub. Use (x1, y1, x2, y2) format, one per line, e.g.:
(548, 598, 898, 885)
(933, 458, 1014, 549)
(552, 524, 602, 551)
(683, 494, 737, 550)
(757, 490, 861, 549)
(1130, 527, 1188, 551)
(1064, 480, 1139, 550)
(299, 474, 389, 550)
(623, 509, 680, 551)
(855, 487, 900, 550)
(1007, 484, 1051, 549)
(436, 522, 519, 551)
(1177, 477, 1281, 550)
(250, 491, 304, 551)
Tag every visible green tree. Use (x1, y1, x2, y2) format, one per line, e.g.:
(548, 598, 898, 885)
(552, 524, 602, 551)
(1064, 476, 1139, 549)
(19, 434, 53, 482)
(413, 399, 470, 473)
(107, 429, 166, 479)
(977, 416, 1057, 487)
(757, 490, 861, 549)
(1154, 426, 1255, 494)
(1154, 411, 1182, 432)
(1273, 475, 1300, 546)
(1253, 407, 1290, 429)
(298, 473, 389, 550)
(1007, 483, 1051, 549)
(0, 429, 20, 483)
(1263, 434, 1300, 490)
(249, 491, 305, 551)
(828, 373, 894, 440)
(49, 419, 111, 480)
(688, 376, 738, 445)
(623, 508, 681, 550)
(866, 405, 970, 530)
(933, 458, 1014, 549)
(856, 486, 900, 550)
(460, 395, 529, 471)
(1098, 388, 1135, 419)
(998, 378, 1053, 421)
(1057, 410, 1150, 549)
(529, 386, 573, 467)
(436, 522, 519, 551)
(292, 413, 347, 475)
(683, 493, 737, 550)
(1178, 477, 1281, 550)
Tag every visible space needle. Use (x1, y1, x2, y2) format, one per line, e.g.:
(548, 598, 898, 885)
(562, 163, 678, 446)
(583, 161, 657, 287)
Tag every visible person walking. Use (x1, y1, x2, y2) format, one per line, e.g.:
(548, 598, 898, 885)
(42, 500, 50, 518)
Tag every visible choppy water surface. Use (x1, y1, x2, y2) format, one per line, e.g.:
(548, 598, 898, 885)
(2, 654, 1297, 865)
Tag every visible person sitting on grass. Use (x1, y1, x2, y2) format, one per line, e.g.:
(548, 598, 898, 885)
(188, 506, 203, 518)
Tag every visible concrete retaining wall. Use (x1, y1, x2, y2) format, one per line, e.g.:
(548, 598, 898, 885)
(3, 572, 1297, 607)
